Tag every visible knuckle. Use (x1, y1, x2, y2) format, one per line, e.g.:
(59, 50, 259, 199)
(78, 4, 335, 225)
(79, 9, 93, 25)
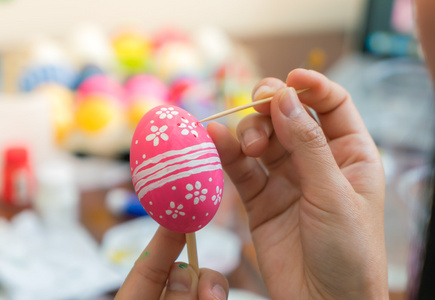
(296, 122, 327, 150)
(132, 261, 168, 287)
(232, 164, 258, 185)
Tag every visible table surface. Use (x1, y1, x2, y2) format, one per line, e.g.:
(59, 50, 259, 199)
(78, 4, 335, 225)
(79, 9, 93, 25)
(0, 180, 406, 300)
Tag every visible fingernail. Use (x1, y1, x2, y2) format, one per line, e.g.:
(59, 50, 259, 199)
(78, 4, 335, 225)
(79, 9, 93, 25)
(253, 85, 275, 101)
(278, 87, 303, 118)
(242, 128, 262, 150)
(210, 284, 227, 300)
(167, 263, 192, 292)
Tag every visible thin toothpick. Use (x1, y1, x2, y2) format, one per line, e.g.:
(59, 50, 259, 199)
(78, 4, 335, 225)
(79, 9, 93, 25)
(200, 88, 309, 123)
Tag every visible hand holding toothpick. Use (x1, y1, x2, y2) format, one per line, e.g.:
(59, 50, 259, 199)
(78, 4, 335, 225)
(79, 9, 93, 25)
(200, 88, 310, 123)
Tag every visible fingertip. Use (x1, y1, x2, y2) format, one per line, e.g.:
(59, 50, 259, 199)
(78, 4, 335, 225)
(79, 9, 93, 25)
(286, 68, 324, 92)
(164, 262, 199, 299)
(240, 128, 268, 157)
(237, 114, 273, 158)
(198, 268, 229, 300)
(252, 77, 286, 114)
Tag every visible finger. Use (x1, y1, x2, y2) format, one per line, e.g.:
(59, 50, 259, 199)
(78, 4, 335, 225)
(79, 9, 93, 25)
(207, 121, 268, 202)
(236, 113, 273, 158)
(115, 226, 186, 300)
(251, 77, 286, 114)
(237, 113, 292, 171)
(286, 68, 369, 140)
(163, 262, 199, 300)
(198, 268, 229, 300)
(270, 87, 352, 200)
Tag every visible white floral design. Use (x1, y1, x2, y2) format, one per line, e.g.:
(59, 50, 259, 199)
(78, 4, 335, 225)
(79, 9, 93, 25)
(156, 107, 179, 120)
(165, 201, 185, 219)
(146, 125, 169, 146)
(178, 117, 199, 137)
(212, 186, 222, 205)
(185, 181, 208, 205)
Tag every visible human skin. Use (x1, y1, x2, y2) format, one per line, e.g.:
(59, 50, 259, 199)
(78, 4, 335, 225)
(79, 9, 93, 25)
(415, 0, 435, 81)
(115, 226, 229, 300)
(207, 69, 389, 299)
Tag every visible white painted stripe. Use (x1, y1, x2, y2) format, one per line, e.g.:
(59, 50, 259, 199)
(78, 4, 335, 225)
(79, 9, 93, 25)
(134, 156, 221, 191)
(133, 148, 218, 183)
(132, 142, 216, 176)
(137, 164, 222, 199)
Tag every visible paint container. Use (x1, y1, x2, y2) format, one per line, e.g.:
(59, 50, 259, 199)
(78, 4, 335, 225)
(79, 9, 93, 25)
(1, 146, 34, 207)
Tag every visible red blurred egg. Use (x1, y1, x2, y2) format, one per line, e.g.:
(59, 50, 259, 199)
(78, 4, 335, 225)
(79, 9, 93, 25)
(130, 105, 223, 233)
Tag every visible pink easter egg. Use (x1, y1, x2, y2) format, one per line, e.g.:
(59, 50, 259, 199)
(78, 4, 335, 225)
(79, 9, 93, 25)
(130, 105, 224, 233)
(76, 74, 125, 103)
(125, 74, 169, 102)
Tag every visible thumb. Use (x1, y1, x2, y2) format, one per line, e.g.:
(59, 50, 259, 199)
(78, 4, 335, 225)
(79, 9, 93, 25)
(163, 262, 199, 300)
(270, 87, 347, 194)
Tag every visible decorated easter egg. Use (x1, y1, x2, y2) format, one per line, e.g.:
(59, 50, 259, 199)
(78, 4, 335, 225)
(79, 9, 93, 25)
(130, 105, 224, 233)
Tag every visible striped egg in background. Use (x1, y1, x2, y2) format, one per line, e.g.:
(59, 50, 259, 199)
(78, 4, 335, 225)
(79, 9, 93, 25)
(130, 105, 224, 233)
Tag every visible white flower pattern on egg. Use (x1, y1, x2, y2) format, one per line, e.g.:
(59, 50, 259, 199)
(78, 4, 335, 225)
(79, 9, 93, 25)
(156, 107, 179, 120)
(146, 125, 169, 146)
(212, 186, 222, 205)
(185, 181, 208, 205)
(179, 117, 199, 137)
(166, 201, 185, 219)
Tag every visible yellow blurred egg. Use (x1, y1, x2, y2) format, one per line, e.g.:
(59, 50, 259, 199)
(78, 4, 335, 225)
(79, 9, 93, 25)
(127, 99, 156, 128)
(232, 91, 255, 119)
(113, 31, 151, 73)
(36, 84, 75, 143)
(75, 96, 118, 133)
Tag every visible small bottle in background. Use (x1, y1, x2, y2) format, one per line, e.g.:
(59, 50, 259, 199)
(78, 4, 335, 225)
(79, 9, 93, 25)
(35, 160, 79, 226)
(2, 146, 34, 207)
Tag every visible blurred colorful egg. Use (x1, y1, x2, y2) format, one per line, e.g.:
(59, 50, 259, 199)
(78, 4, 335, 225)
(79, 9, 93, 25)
(125, 74, 170, 127)
(178, 82, 218, 123)
(67, 23, 115, 69)
(192, 26, 233, 73)
(127, 100, 158, 129)
(36, 84, 75, 143)
(75, 95, 119, 133)
(154, 42, 203, 82)
(151, 27, 189, 51)
(113, 30, 151, 74)
(130, 105, 223, 233)
(125, 74, 169, 101)
(230, 90, 256, 121)
(73, 64, 105, 90)
(76, 74, 124, 103)
(27, 37, 70, 66)
(19, 65, 76, 92)
(169, 77, 200, 105)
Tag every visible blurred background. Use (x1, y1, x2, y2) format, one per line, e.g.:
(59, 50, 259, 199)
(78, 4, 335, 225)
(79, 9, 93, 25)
(0, 0, 434, 299)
